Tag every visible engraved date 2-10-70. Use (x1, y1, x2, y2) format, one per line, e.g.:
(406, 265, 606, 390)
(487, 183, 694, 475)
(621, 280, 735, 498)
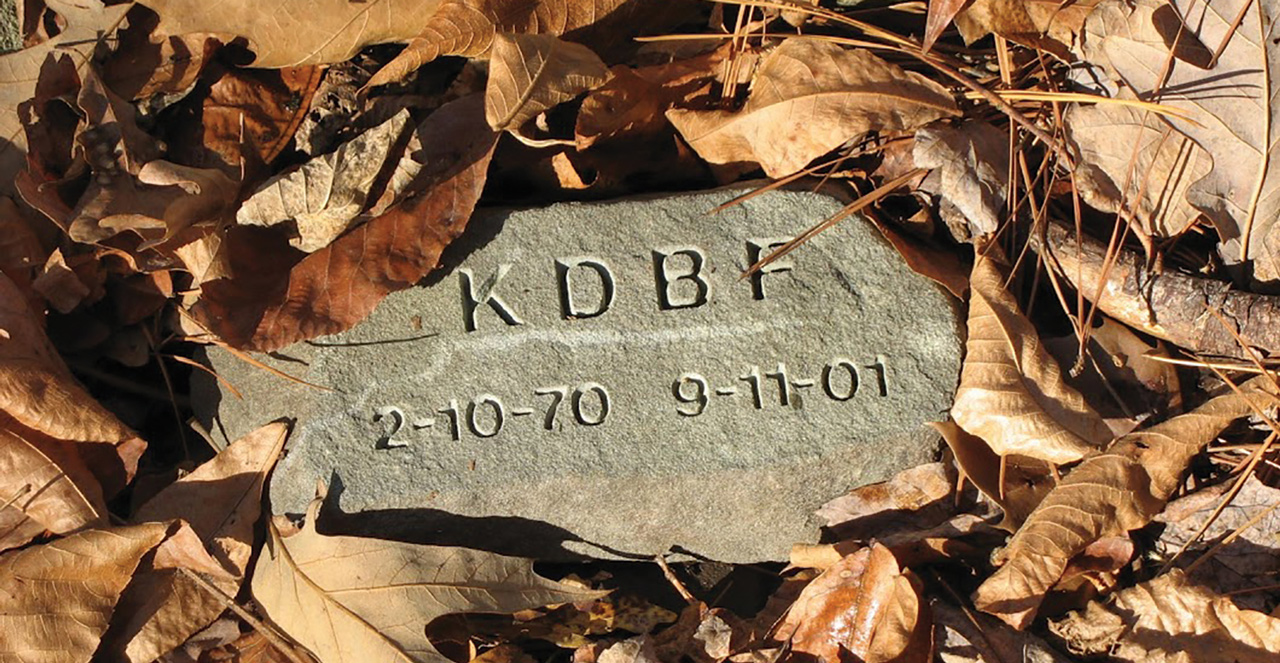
(373, 382, 611, 448)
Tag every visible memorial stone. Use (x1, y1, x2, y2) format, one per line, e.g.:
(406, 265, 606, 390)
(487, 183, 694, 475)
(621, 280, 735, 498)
(195, 186, 962, 562)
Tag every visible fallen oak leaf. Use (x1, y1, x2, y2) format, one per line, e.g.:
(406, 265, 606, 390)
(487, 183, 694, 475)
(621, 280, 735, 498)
(192, 94, 497, 351)
(251, 484, 606, 663)
(667, 38, 959, 178)
(99, 422, 290, 663)
(1084, 0, 1280, 281)
(951, 252, 1112, 465)
(1065, 96, 1210, 248)
(973, 379, 1277, 629)
(486, 33, 610, 134)
(0, 522, 168, 663)
(1050, 569, 1280, 662)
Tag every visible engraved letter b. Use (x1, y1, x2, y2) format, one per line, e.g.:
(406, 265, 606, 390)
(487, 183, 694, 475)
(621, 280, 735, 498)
(652, 247, 710, 310)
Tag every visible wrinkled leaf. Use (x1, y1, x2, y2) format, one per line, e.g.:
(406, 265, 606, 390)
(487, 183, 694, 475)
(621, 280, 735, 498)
(100, 423, 289, 663)
(1050, 570, 1280, 662)
(914, 120, 1009, 236)
(251, 488, 606, 663)
(486, 33, 610, 133)
(0, 523, 167, 663)
(773, 544, 930, 663)
(238, 110, 411, 252)
(667, 38, 959, 178)
(974, 379, 1276, 628)
(193, 95, 497, 351)
(955, 0, 1101, 59)
(951, 253, 1112, 464)
(136, 0, 442, 68)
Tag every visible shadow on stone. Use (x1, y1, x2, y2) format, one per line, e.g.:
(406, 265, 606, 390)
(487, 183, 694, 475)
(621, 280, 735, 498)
(304, 473, 653, 561)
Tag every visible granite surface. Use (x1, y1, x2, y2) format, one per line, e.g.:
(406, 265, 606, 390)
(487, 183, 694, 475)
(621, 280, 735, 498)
(195, 185, 962, 562)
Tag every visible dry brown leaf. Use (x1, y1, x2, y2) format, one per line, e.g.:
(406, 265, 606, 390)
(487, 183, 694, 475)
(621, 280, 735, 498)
(237, 110, 412, 252)
(1084, 0, 1280, 281)
(0, 523, 167, 663)
(0, 426, 106, 552)
(914, 120, 1010, 237)
(136, 0, 442, 68)
(1157, 474, 1280, 599)
(818, 462, 960, 541)
(773, 544, 931, 663)
(99, 423, 289, 663)
(367, 0, 692, 88)
(1066, 98, 1210, 244)
(954, 0, 1102, 59)
(932, 600, 1073, 663)
(168, 65, 324, 179)
(194, 96, 497, 351)
(251, 487, 606, 663)
(486, 33, 609, 133)
(951, 253, 1112, 465)
(923, 0, 968, 52)
(0, 271, 145, 495)
(0, 0, 129, 195)
(31, 248, 89, 314)
(1050, 569, 1280, 662)
(973, 380, 1276, 628)
(668, 39, 958, 178)
(933, 421, 1054, 531)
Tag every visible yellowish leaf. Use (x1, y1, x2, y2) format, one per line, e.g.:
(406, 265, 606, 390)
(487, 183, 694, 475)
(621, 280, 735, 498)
(1050, 570, 1280, 662)
(667, 38, 959, 178)
(486, 33, 609, 133)
(951, 254, 1111, 465)
(0, 523, 167, 663)
(251, 488, 606, 663)
(974, 380, 1276, 628)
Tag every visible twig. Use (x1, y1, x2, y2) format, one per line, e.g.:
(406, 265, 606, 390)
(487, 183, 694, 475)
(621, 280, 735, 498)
(178, 568, 313, 663)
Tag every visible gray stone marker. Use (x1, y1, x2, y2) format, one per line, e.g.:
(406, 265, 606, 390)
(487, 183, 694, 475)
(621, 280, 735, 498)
(196, 186, 962, 562)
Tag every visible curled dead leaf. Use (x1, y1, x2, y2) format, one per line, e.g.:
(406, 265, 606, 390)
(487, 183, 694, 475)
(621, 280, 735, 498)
(773, 544, 931, 663)
(952, 253, 1112, 465)
(667, 38, 959, 178)
(1050, 569, 1280, 662)
(486, 33, 610, 133)
(974, 379, 1276, 628)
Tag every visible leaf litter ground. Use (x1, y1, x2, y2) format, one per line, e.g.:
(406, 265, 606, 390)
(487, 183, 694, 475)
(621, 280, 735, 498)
(5, 1, 1280, 662)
